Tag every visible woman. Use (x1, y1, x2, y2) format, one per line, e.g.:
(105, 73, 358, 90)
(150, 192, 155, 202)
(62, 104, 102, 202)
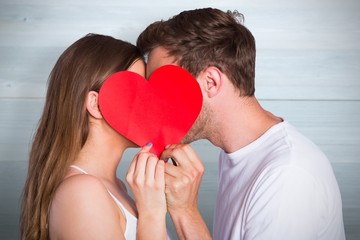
(20, 34, 167, 240)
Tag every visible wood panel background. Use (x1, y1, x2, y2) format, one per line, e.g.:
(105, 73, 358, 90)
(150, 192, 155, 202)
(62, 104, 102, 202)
(1, 0, 359, 239)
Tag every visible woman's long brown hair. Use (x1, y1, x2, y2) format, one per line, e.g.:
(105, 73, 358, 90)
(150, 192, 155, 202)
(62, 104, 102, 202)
(20, 33, 142, 240)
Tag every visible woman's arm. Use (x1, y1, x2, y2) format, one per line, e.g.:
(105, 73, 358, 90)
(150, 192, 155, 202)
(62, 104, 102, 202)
(126, 143, 168, 240)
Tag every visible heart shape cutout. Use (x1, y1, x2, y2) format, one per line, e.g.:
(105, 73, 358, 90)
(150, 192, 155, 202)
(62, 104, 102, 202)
(98, 65, 202, 156)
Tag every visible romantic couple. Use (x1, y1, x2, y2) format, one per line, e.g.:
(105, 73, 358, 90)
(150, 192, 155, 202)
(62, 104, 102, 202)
(20, 8, 345, 240)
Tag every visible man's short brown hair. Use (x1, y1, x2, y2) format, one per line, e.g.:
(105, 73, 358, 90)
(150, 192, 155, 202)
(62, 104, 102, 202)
(137, 8, 256, 96)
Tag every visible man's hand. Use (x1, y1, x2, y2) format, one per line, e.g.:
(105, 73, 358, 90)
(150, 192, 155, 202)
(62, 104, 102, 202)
(161, 144, 212, 240)
(161, 144, 204, 213)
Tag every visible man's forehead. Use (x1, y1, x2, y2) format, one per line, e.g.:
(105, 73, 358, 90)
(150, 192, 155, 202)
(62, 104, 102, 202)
(146, 47, 177, 79)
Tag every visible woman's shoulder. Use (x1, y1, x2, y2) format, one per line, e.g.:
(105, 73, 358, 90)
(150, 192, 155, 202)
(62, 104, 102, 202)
(57, 173, 106, 195)
(51, 173, 120, 212)
(49, 174, 125, 239)
(50, 173, 118, 218)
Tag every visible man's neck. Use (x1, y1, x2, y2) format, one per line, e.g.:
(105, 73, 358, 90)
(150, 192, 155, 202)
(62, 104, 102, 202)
(208, 97, 282, 153)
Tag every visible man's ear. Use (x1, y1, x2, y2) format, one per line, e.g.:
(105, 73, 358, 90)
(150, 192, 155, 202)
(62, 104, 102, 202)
(197, 66, 222, 98)
(86, 91, 103, 119)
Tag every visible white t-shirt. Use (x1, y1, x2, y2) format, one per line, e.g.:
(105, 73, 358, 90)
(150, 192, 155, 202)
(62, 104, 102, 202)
(213, 121, 345, 240)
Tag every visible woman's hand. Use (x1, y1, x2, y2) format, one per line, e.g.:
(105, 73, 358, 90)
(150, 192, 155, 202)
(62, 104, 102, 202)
(126, 143, 167, 240)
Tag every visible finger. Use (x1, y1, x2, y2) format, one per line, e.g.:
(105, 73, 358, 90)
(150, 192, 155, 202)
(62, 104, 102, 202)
(126, 154, 139, 183)
(155, 160, 165, 186)
(139, 142, 153, 153)
(160, 144, 179, 165)
(160, 144, 174, 161)
(173, 144, 203, 170)
(145, 154, 158, 182)
(182, 145, 199, 161)
(178, 145, 204, 169)
(127, 158, 136, 175)
(162, 144, 191, 168)
(133, 152, 150, 179)
(164, 161, 183, 178)
(132, 142, 153, 175)
(160, 146, 178, 166)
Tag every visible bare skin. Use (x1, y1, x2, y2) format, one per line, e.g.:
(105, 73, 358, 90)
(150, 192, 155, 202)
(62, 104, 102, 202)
(147, 47, 282, 239)
(49, 59, 167, 240)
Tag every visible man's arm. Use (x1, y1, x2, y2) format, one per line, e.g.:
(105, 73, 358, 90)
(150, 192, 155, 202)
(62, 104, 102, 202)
(169, 206, 211, 240)
(161, 144, 212, 240)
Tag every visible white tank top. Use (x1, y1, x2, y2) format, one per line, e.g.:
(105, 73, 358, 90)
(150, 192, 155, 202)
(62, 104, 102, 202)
(69, 165, 137, 239)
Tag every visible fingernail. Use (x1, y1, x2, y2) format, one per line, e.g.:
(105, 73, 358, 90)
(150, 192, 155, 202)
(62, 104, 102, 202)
(151, 151, 157, 156)
(146, 142, 152, 146)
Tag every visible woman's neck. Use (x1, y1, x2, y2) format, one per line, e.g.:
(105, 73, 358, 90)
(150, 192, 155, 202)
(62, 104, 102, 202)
(73, 122, 129, 183)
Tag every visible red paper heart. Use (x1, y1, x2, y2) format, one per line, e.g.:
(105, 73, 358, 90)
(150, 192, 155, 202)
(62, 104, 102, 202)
(98, 65, 202, 156)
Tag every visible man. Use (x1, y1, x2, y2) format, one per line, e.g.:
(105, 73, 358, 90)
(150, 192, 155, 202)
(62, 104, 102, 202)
(137, 8, 345, 240)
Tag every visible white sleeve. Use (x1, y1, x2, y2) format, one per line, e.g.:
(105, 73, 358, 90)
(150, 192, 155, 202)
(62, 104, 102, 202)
(242, 165, 324, 240)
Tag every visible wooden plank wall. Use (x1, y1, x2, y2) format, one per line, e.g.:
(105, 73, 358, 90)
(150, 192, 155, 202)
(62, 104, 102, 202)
(1, 0, 359, 239)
